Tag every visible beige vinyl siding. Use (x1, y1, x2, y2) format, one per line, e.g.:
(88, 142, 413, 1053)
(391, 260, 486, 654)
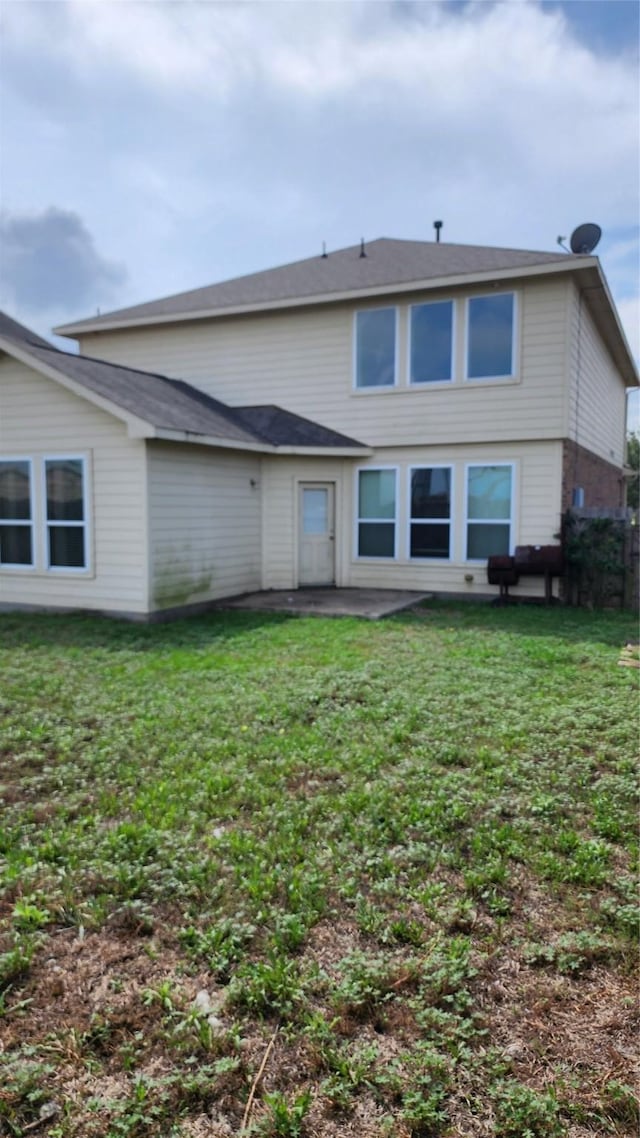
(260, 441, 563, 599)
(567, 282, 627, 466)
(261, 457, 349, 589)
(77, 276, 570, 448)
(0, 355, 149, 613)
(147, 442, 261, 610)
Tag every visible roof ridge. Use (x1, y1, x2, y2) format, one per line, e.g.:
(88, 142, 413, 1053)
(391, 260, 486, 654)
(54, 237, 587, 337)
(58, 239, 376, 324)
(61, 237, 574, 324)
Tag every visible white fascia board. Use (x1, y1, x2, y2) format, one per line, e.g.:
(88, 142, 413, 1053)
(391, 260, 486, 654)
(273, 445, 372, 457)
(53, 259, 593, 337)
(149, 427, 275, 453)
(0, 337, 152, 436)
(146, 429, 371, 457)
(585, 265, 639, 387)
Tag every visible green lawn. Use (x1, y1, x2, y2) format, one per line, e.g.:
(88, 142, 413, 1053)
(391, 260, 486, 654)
(0, 603, 638, 1137)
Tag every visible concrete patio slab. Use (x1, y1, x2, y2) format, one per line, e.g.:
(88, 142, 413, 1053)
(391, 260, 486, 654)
(218, 587, 432, 620)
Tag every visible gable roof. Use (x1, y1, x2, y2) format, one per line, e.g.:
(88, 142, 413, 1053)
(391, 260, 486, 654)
(0, 312, 368, 454)
(53, 237, 639, 389)
(234, 405, 366, 449)
(55, 237, 583, 335)
(0, 310, 60, 351)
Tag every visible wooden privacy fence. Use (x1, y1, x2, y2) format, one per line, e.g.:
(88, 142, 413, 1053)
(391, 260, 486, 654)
(562, 508, 639, 611)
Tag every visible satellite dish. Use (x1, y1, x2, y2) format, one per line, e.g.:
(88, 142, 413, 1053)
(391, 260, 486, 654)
(569, 223, 602, 255)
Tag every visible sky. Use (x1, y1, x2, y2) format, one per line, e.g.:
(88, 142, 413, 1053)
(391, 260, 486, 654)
(0, 0, 638, 426)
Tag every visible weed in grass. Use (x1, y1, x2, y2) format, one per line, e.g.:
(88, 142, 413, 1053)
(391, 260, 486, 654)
(299, 1009, 343, 1075)
(463, 858, 512, 916)
(601, 1079, 640, 1129)
(86, 1063, 240, 1137)
(400, 1085, 447, 1136)
(522, 930, 619, 974)
(11, 897, 50, 931)
(102, 1075, 164, 1138)
(417, 935, 478, 1013)
(179, 917, 256, 979)
(355, 895, 387, 939)
(227, 952, 307, 1018)
(392, 1042, 452, 1134)
(593, 804, 629, 843)
(119, 1034, 145, 1073)
(538, 840, 613, 888)
(258, 1089, 312, 1137)
(320, 1040, 380, 1110)
(412, 1004, 486, 1060)
(599, 895, 640, 940)
(0, 1056, 55, 1132)
(169, 1003, 223, 1054)
(41, 1024, 99, 1067)
(492, 1081, 563, 1138)
(141, 978, 176, 1011)
(388, 916, 425, 947)
(270, 912, 309, 954)
(354, 897, 424, 946)
(417, 882, 448, 919)
(332, 951, 416, 1019)
(0, 933, 37, 991)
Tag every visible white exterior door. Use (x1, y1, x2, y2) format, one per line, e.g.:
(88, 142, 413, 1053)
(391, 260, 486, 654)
(299, 483, 335, 586)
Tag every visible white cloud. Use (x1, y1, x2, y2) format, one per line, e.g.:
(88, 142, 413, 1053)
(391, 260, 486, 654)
(3, 1, 636, 108)
(4, 1, 636, 214)
(0, 0, 637, 338)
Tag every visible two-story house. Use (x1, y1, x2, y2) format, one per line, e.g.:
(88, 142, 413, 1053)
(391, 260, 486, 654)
(1, 237, 637, 618)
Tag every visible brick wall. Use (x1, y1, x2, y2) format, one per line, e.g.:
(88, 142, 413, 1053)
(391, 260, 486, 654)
(561, 440, 625, 512)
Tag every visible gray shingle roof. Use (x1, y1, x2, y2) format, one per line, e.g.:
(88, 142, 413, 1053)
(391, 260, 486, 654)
(55, 237, 580, 333)
(235, 405, 363, 448)
(0, 311, 366, 450)
(0, 310, 58, 351)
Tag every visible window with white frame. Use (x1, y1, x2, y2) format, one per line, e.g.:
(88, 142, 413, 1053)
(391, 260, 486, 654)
(45, 457, 88, 570)
(355, 308, 396, 388)
(0, 459, 34, 568)
(357, 468, 396, 557)
(466, 293, 516, 380)
(409, 466, 452, 559)
(466, 464, 513, 559)
(410, 300, 454, 384)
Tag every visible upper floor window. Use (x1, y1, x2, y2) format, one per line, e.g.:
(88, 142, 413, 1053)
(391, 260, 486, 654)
(355, 308, 396, 388)
(410, 301, 454, 384)
(357, 468, 397, 557)
(409, 466, 452, 559)
(466, 463, 513, 559)
(0, 459, 33, 568)
(466, 293, 516, 380)
(45, 457, 88, 570)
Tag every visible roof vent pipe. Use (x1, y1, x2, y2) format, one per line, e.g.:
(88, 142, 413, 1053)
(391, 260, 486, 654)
(360, 237, 366, 258)
(434, 220, 443, 243)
